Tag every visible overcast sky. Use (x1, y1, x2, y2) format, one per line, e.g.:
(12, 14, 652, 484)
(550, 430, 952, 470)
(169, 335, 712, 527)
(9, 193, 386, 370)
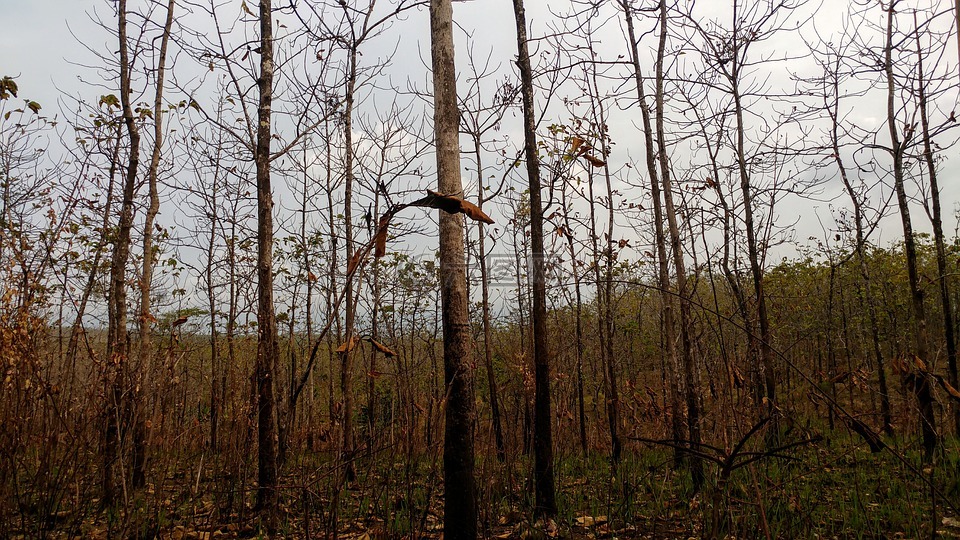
(2, 0, 958, 269)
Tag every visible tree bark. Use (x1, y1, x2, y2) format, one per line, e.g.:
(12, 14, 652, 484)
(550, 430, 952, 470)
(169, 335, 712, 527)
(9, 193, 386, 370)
(621, 0, 683, 469)
(512, 0, 557, 517)
(914, 19, 958, 436)
(884, 1, 937, 461)
(133, 0, 175, 490)
(103, 0, 141, 506)
(430, 0, 477, 537)
(653, 0, 703, 490)
(254, 0, 279, 514)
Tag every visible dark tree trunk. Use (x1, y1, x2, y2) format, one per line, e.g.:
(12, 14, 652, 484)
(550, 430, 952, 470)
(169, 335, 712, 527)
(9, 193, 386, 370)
(254, 0, 279, 513)
(512, 0, 557, 518)
(884, 2, 937, 461)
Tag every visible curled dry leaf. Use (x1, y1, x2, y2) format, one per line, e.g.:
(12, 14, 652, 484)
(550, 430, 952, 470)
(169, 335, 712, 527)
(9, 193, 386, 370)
(410, 190, 494, 224)
(374, 215, 391, 258)
(460, 198, 495, 224)
(582, 153, 606, 167)
(346, 251, 363, 275)
(366, 337, 397, 357)
(336, 335, 360, 354)
(569, 135, 586, 155)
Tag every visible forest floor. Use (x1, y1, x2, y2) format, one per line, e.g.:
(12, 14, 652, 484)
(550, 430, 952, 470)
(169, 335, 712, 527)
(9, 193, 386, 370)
(5, 433, 960, 539)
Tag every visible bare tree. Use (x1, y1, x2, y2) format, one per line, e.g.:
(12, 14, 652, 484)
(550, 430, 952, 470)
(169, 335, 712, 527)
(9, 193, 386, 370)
(512, 0, 556, 518)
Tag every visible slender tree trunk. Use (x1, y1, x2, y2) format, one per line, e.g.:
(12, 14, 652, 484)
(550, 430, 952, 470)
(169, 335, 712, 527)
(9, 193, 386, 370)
(67, 127, 120, 374)
(511, 0, 556, 517)
(254, 0, 279, 513)
(340, 43, 359, 484)
(103, 0, 141, 505)
(884, 1, 937, 461)
(652, 0, 703, 489)
(827, 62, 893, 435)
(430, 1, 477, 536)
(207, 179, 220, 451)
(729, 2, 777, 433)
(561, 181, 588, 455)
(621, 0, 683, 468)
(914, 22, 959, 436)
(132, 0, 175, 490)
(368, 192, 382, 443)
(475, 136, 506, 462)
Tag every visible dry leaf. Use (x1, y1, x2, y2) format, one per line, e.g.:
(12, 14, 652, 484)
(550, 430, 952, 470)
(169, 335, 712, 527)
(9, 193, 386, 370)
(460, 198, 495, 224)
(582, 154, 606, 167)
(937, 376, 960, 402)
(347, 251, 363, 275)
(913, 355, 928, 372)
(336, 335, 360, 354)
(570, 135, 586, 155)
(374, 215, 391, 258)
(172, 316, 188, 328)
(367, 337, 397, 357)
(410, 190, 494, 224)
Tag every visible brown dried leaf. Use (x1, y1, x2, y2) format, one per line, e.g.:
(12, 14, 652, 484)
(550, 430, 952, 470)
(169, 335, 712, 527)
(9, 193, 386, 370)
(459, 198, 494, 224)
(582, 154, 606, 167)
(367, 337, 397, 357)
(374, 215, 391, 258)
(410, 190, 494, 224)
(569, 136, 586, 155)
(171, 316, 188, 328)
(938, 376, 960, 402)
(336, 335, 360, 354)
(347, 251, 363, 275)
(912, 354, 928, 372)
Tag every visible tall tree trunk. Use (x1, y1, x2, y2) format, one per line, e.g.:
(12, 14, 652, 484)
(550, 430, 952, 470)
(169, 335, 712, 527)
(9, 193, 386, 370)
(254, 0, 279, 513)
(67, 127, 120, 378)
(103, 0, 141, 506)
(561, 180, 588, 455)
(511, 0, 557, 517)
(207, 176, 220, 451)
(430, 0, 477, 536)
(621, 0, 683, 468)
(475, 135, 506, 462)
(730, 0, 776, 433)
(914, 20, 959, 436)
(884, 1, 937, 461)
(652, 0, 703, 489)
(133, 0, 175, 489)
(340, 41, 359, 484)
(826, 55, 893, 435)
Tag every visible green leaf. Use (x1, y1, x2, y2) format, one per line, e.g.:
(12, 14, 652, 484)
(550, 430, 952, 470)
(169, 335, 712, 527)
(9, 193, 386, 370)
(99, 94, 120, 108)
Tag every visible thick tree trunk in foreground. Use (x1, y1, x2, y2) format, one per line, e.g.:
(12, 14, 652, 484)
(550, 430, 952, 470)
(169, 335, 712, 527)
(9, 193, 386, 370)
(430, 0, 477, 537)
